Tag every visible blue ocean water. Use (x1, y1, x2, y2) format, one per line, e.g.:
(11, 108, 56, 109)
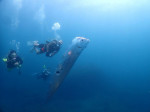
(0, 0, 150, 112)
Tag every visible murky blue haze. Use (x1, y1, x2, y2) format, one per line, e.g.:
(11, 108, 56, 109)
(0, 0, 150, 112)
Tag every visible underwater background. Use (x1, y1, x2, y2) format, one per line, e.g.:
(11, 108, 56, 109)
(0, 0, 150, 112)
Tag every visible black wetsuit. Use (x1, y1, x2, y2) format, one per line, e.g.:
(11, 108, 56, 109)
(7, 56, 23, 69)
(46, 40, 60, 56)
(36, 69, 50, 80)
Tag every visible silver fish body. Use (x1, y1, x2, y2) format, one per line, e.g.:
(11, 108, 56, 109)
(47, 37, 90, 98)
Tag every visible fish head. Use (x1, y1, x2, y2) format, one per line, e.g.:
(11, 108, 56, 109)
(73, 37, 90, 48)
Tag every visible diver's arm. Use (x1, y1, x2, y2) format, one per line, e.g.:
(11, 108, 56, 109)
(32, 72, 41, 76)
(14, 62, 19, 66)
(16, 57, 23, 65)
(48, 51, 57, 57)
(49, 47, 60, 57)
(19, 57, 23, 64)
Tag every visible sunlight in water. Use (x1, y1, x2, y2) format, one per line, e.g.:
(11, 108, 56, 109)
(67, 0, 148, 12)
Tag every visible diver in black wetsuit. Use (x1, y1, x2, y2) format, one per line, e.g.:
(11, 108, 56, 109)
(3, 50, 23, 74)
(38, 68, 50, 80)
(32, 40, 63, 57)
(33, 67, 50, 80)
(6, 50, 23, 69)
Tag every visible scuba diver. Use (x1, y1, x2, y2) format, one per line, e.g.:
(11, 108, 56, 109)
(2, 50, 23, 74)
(33, 65, 50, 80)
(32, 39, 63, 57)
